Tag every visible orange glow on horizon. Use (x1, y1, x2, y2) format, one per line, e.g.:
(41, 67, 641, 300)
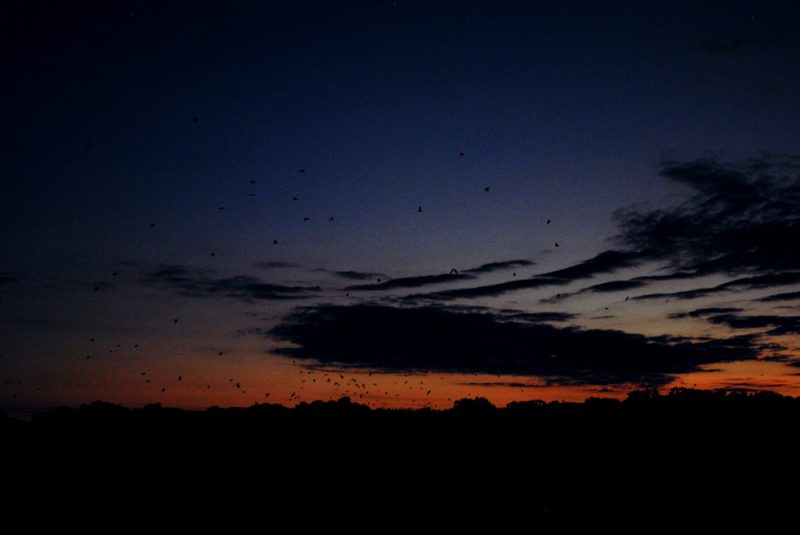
(9, 347, 800, 416)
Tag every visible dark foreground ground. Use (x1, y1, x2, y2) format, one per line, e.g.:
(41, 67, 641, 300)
(3, 388, 798, 520)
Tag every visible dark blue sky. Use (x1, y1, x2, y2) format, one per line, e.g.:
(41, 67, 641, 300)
(3, 1, 800, 411)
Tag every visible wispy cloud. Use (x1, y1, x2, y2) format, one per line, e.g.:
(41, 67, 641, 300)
(463, 259, 535, 274)
(542, 279, 647, 303)
(143, 265, 321, 301)
(615, 156, 800, 277)
(668, 307, 743, 319)
(343, 259, 534, 293)
(537, 156, 800, 305)
(347, 273, 476, 291)
(756, 290, 800, 303)
(316, 269, 387, 281)
(406, 251, 643, 301)
(634, 272, 800, 302)
(703, 313, 800, 336)
(254, 261, 300, 270)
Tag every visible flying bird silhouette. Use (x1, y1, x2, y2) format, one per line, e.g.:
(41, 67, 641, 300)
(449, 268, 458, 276)
(297, 169, 306, 174)
(484, 186, 490, 192)
(546, 219, 551, 225)
(418, 206, 423, 213)
(192, 116, 199, 123)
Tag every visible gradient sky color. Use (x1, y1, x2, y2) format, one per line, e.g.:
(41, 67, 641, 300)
(3, 1, 800, 413)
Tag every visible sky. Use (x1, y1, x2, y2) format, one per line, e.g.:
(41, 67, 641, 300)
(3, 0, 800, 413)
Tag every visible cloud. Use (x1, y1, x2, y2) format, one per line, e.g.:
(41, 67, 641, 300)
(346, 273, 476, 291)
(373, 155, 799, 304)
(522, 155, 800, 305)
(463, 260, 535, 274)
(634, 272, 800, 302)
(406, 276, 564, 301)
(540, 250, 644, 280)
(703, 313, 800, 336)
(268, 304, 758, 386)
(255, 261, 300, 270)
(255, 262, 389, 282)
(541, 270, 703, 303)
(143, 265, 321, 301)
(459, 382, 548, 389)
(615, 156, 800, 277)
(542, 279, 648, 303)
(634, 271, 703, 283)
(668, 304, 800, 336)
(317, 269, 387, 281)
(669, 307, 744, 319)
(582, 280, 648, 293)
(408, 251, 643, 301)
(757, 291, 800, 302)
(495, 310, 576, 323)
(344, 259, 533, 292)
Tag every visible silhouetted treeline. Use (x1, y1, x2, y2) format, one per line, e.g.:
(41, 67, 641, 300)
(4, 388, 798, 517)
(7, 387, 798, 433)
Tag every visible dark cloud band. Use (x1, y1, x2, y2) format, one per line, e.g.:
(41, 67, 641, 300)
(269, 304, 758, 386)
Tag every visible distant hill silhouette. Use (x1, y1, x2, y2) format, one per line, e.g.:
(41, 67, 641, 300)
(4, 388, 798, 517)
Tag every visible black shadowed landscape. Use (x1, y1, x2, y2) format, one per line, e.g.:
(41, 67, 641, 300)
(5, 388, 800, 515)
